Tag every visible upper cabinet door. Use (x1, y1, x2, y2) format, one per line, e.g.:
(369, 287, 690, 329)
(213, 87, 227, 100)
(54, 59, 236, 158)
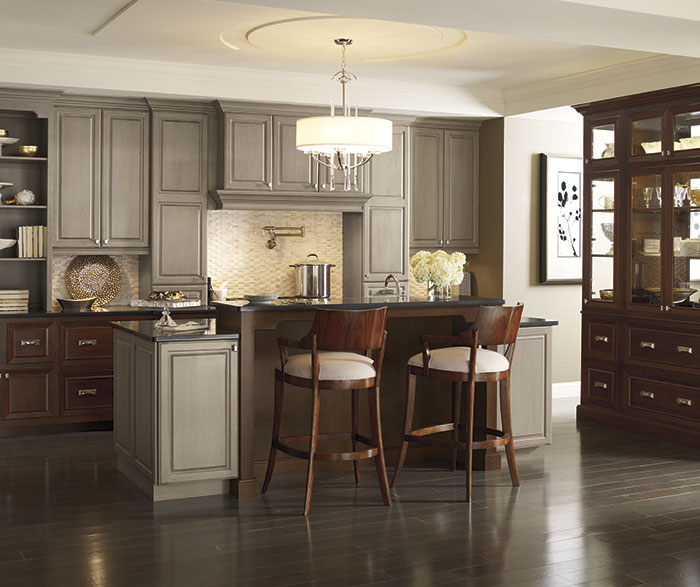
(153, 111, 208, 197)
(273, 115, 317, 192)
(222, 112, 272, 191)
(410, 127, 443, 248)
(443, 129, 479, 250)
(363, 204, 408, 281)
(101, 109, 149, 249)
(369, 126, 408, 199)
(53, 107, 101, 248)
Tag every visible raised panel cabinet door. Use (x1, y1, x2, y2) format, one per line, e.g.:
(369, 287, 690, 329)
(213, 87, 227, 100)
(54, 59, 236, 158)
(410, 127, 443, 247)
(273, 115, 317, 191)
(0, 367, 53, 420)
(153, 111, 208, 196)
(113, 330, 132, 457)
(101, 109, 149, 249)
(444, 130, 479, 250)
(158, 341, 238, 483)
(132, 337, 155, 477)
(364, 205, 408, 281)
(369, 125, 408, 199)
(152, 197, 206, 285)
(54, 107, 101, 248)
(223, 112, 272, 191)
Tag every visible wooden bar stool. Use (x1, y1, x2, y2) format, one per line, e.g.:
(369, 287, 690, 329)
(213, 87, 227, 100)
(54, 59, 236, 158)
(391, 304, 524, 501)
(262, 307, 391, 515)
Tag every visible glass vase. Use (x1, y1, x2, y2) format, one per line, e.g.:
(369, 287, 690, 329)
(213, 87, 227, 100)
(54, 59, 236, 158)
(426, 281, 452, 301)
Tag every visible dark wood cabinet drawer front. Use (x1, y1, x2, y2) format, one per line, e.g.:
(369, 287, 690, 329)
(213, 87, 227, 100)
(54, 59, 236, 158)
(63, 325, 114, 361)
(64, 376, 113, 412)
(1, 369, 53, 420)
(629, 327, 700, 370)
(7, 322, 55, 364)
(585, 367, 615, 408)
(587, 321, 616, 360)
(628, 376, 700, 423)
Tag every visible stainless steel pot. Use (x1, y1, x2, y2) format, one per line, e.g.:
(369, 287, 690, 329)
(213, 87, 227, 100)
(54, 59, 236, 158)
(290, 253, 336, 298)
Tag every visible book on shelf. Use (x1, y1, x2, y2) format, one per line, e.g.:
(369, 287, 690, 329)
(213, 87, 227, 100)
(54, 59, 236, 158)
(16, 225, 47, 258)
(0, 288, 29, 312)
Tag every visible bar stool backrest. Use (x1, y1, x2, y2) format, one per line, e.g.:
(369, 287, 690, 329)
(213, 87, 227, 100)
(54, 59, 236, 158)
(302, 307, 388, 353)
(460, 305, 524, 348)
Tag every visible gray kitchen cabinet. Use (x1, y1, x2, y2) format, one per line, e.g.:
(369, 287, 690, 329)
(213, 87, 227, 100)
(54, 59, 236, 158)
(368, 125, 408, 200)
(273, 115, 317, 192)
(53, 106, 149, 252)
(410, 124, 479, 252)
(151, 196, 206, 285)
(222, 112, 272, 192)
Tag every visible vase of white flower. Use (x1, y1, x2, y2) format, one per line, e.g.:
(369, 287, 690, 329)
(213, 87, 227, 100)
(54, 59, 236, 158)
(411, 250, 468, 301)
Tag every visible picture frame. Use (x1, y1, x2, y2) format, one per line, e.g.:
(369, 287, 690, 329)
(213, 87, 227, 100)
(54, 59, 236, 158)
(539, 153, 583, 284)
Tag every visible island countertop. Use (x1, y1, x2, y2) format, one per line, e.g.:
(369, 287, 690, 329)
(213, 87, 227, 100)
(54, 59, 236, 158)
(111, 318, 238, 343)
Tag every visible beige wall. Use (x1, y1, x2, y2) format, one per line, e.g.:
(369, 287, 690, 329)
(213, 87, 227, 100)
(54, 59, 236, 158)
(502, 116, 583, 384)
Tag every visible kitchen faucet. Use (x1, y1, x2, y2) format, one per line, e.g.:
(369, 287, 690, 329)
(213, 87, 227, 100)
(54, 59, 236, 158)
(384, 274, 401, 298)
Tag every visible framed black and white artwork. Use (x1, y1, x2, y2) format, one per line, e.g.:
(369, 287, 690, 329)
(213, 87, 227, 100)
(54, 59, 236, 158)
(539, 153, 583, 284)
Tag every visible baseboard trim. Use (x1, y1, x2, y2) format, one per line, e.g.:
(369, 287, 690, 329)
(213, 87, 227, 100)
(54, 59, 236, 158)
(553, 381, 580, 399)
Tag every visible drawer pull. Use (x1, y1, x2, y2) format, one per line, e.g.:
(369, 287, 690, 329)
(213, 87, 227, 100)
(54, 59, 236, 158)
(639, 390, 655, 400)
(78, 339, 97, 347)
(639, 341, 655, 349)
(594, 335, 609, 343)
(676, 397, 693, 407)
(78, 389, 98, 397)
(677, 346, 693, 354)
(593, 381, 608, 390)
(20, 339, 41, 347)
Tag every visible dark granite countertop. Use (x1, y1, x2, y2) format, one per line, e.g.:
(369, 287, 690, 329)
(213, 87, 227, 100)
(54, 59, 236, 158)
(0, 305, 216, 319)
(111, 318, 239, 343)
(520, 316, 558, 328)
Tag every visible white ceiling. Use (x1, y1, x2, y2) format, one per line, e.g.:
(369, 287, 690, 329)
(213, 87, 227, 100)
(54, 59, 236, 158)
(0, 0, 698, 116)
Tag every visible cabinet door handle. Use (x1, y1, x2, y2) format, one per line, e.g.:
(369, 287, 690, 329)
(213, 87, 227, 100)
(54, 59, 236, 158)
(594, 335, 609, 343)
(267, 182, 273, 189)
(593, 381, 608, 389)
(103, 239, 109, 246)
(78, 389, 98, 397)
(232, 342, 238, 352)
(677, 345, 693, 354)
(676, 397, 693, 407)
(78, 339, 97, 347)
(639, 341, 655, 349)
(639, 390, 655, 399)
(20, 339, 40, 347)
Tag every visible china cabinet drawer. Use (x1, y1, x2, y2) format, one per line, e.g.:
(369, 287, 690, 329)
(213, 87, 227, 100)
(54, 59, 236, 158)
(628, 375, 700, 423)
(63, 325, 114, 361)
(586, 320, 616, 360)
(584, 366, 615, 408)
(629, 327, 700, 370)
(63, 375, 113, 413)
(6, 322, 55, 364)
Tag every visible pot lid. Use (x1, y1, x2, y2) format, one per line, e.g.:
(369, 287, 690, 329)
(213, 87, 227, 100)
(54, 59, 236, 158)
(291, 253, 335, 266)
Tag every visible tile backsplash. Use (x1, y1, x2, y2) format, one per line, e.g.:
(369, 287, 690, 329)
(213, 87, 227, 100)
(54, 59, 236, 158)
(51, 254, 140, 309)
(207, 210, 343, 298)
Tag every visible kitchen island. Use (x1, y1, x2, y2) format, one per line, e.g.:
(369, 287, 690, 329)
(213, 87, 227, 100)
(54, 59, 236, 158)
(215, 296, 511, 498)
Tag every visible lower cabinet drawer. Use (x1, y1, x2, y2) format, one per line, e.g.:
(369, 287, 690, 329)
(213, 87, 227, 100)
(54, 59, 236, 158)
(629, 327, 700, 370)
(586, 320, 616, 360)
(628, 375, 700, 423)
(584, 366, 615, 408)
(7, 321, 55, 364)
(63, 325, 114, 361)
(63, 375, 113, 413)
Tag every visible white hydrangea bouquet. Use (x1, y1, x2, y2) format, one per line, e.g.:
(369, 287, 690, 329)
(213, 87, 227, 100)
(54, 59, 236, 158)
(410, 250, 468, 299)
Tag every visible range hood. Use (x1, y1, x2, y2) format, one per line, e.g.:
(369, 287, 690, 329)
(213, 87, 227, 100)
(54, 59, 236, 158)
(208, 190, 371, 213)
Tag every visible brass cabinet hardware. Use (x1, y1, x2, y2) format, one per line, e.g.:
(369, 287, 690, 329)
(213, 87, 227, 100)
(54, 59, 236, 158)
(78, 339, 98, 347)
(78, 389, 98, 397)
(594, 335, 609, 343)
(20, 339, 40, 347)
(677, 345, 693, 354)
(676, 397, 693, 407)
(639, 390, 655, 399)
(593, 381, 608, 389)
(639, 341, 655, 349)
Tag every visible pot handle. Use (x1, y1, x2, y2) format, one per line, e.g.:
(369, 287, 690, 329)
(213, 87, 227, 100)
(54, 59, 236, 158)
(307, 253, 319, 260)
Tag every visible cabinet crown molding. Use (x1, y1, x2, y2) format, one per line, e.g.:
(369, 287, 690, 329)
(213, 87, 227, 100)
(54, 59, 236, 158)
(209, 190, 371, 213)
(147, 98, 216, 113)
(55, 95, 149, 110)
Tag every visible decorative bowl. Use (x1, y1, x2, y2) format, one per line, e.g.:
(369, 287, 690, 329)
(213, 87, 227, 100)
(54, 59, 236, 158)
(680, 137, 700, 151)
(17, 145, 38, 157)
(599, 289, 614, 301)
(641, 141, 661, 154)
(644, 287, 698, 303)
(56, 297, 96, 311)
(0, 238, 17, 251)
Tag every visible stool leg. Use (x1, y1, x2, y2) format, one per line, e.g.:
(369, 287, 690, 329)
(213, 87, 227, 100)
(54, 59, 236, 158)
(465, 375, 475, 502)
(451, 381, 462, 471)
(303, 384, 321, 516)
(262, 372, 285, 494)
(351, 389, 360, 485)
(369, 384, 391, 506)
(499, 376, 520, 487)
(391, 369, 416, 488)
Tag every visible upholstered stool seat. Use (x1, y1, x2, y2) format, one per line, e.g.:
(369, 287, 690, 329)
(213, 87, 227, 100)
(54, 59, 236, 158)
(281, 351, 376, 381)
(407, 347, 509, 374)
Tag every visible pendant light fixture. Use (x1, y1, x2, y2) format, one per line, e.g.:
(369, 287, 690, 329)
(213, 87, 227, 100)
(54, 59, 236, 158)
(296, 38, 392, 191)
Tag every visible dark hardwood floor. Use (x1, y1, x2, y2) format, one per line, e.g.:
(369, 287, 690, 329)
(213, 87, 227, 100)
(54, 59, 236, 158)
(2, 398, 700, 586)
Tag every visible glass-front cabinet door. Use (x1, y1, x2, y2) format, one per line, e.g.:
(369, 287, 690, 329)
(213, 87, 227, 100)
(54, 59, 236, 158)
(630, 113, 664, 158)
(672, 109, 700, 157)
(671, 168, 700, 311)
(588, 174, 616, 303)
(629, 172, 663, 308)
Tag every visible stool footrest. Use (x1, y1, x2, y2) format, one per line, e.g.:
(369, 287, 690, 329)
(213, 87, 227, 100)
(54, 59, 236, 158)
(276, 433, 379, 462)
(409, 423, 455, 437)
(472, 434, 511, 450)
(474, 425, 506, 438)
(404, 432, 465, 450)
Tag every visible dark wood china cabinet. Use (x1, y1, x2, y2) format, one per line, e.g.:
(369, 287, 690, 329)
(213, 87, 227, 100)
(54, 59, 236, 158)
(575, 83, 700, 446)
